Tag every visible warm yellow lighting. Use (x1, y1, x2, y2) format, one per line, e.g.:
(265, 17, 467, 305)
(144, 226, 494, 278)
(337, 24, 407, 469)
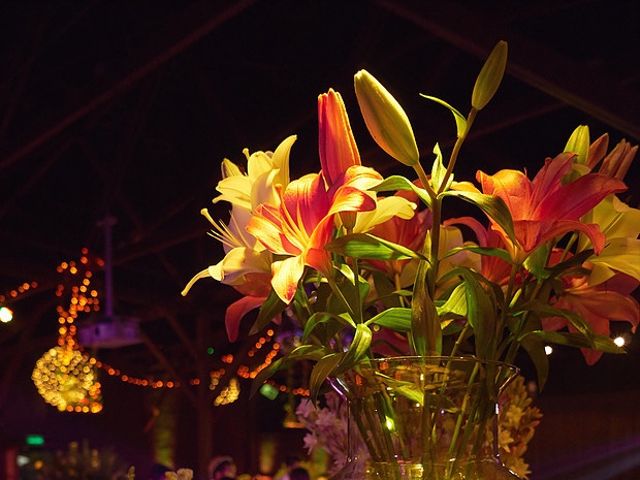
(614, 336, 625, 347)
(214, 377, 240, 406)
(0, 306, 13, 323)
(32, 346, 102, 413)
(544, 345, 553, 355)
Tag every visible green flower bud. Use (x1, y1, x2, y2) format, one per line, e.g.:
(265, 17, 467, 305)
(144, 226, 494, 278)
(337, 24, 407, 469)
(472, 40, 508, 110)
(564, 125, 590, 165)
(354, 69, 419, 166)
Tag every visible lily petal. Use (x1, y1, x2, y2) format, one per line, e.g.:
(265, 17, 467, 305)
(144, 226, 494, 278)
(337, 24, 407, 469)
(271, 255, 306, 303)
(225, 295, 267, 342)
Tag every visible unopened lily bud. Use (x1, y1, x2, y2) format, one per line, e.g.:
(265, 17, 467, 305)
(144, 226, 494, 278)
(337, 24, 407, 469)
(600, 139, 638, 180)
(587, 133, 609, 169)
(318, 88, 360, 186)
(564, 125, 590, 164)
(354, 69, 419, 166)
(471, 40, 508, 110)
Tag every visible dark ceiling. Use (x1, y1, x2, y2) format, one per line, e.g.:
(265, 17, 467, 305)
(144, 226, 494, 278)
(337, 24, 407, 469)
(1, 0, 639, 410)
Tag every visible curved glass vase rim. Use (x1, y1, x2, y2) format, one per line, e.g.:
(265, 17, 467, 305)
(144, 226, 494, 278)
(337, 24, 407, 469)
(359, 355, 519, 372)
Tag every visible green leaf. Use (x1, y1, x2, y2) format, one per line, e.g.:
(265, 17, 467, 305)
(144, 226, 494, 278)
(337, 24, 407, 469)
(250, 357, 285, 398)
(375, 374, 425, 405)
(523, 244, 551, 280)
(520, 331, 624, 354)
(564, 125, 590, 165)
(250, 289, 287, 335)
(420, 95, 467, 138)
(336, 265, 370, 321)
(302, 311, 355, 342)
(327, 233, 425, 261)
(429, 143, 451, 193)
(461, 270, 495, 359)
(545, 249, 593, 277)
(525, 303, 594, 340)
(371, 175, 431, 206)
(440, 190, 516, 245)
(372, 272, 401, 308)
(443, 245, 513, 264)
(436, 283, 467, 317)
(365, 307, 412, 332)
(411, 261, 440, 355)
(471, 40, 508, 110)
(338, 324, 373, 371)
(520, 332, 549, 391)
(310, 353, 344, 401)
(250, 345, 326, 397)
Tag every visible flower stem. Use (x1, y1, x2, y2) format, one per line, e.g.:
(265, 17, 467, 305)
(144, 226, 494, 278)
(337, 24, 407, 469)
(438, 108, 477, 195)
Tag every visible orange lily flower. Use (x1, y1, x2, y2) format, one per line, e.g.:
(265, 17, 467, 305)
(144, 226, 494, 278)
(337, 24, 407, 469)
(367, 203, 430, 282)
(543, 272, 639, 365)
(477, 152, 626, 260)
(247, 166, 381, 303)
(445, 216, 512, 286)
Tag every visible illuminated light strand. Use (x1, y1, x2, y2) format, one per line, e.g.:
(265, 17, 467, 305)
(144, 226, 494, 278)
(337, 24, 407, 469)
(84, 338, 308, 397)
(33, 248, 103, 414)
(0, 280, 39, 304)
(213, 377, 240, 406)
(34, 249, 307, 405)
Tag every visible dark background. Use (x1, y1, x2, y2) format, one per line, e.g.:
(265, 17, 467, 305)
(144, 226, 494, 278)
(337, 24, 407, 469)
(0, 1, 639, 479)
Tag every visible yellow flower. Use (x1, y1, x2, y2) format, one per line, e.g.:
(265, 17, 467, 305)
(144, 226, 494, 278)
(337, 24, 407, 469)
(579, 195, 640, 284)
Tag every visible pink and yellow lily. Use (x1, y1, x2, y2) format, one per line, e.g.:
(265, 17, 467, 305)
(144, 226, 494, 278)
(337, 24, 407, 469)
(248, 166, 382, 303)
(181, 136, 296, 340)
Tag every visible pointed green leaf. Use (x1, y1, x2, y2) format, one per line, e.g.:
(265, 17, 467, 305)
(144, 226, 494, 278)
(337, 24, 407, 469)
(374, 374, 425, 405)
(443, 245, 513, 264)
(250, 357, 285, 398)
(420, 95, 467, 138)
(441, 190, 516, 245)
(371, 175, 431, 206)
(372, 271, 401, 308)
(327, 233, 426, 261)
(365, 307, 412, 332)
(339, 323, 373, 371)
(302, 312, 355, 342)
(436, 283, 467, 317)
(526, 303, 594, 340)
(310, 353, 344, 401)
(520, 331, 624, 354)
(462, 271, 495, 359)
(523, 244, 551, 280)
(411, 261, 440, 355)
(250, 289, 287, 335)
(520, 333, 549, 391)
(250, 345, 326, 397)
(472, 40, 508, 110)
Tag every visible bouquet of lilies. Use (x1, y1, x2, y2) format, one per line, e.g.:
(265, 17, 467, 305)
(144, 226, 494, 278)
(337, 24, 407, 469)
(183, 41, 639, 400)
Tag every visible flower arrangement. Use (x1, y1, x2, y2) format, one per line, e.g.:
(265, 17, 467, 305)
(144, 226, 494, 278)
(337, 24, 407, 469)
(297, 377, 542, 479)
(183, 41, 639, 477)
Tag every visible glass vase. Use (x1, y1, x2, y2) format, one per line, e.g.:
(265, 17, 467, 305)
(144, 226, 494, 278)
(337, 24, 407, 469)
(331, 356, 521, 480)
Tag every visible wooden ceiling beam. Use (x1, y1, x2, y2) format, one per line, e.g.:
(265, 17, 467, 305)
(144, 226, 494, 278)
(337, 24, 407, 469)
(377, 0, 640, 139)
(0, 0, 257, 171)
(139, 329, 197, 406)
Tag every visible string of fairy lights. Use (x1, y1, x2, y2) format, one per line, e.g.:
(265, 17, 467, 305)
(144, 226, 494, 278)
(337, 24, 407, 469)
(9, 247, 309, 414)
(31, 249, 104, 413)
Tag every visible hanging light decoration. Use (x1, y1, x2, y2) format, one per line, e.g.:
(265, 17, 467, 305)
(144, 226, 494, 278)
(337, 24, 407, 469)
(32, 248, 103, 413)
(32, 346, 103, 413)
